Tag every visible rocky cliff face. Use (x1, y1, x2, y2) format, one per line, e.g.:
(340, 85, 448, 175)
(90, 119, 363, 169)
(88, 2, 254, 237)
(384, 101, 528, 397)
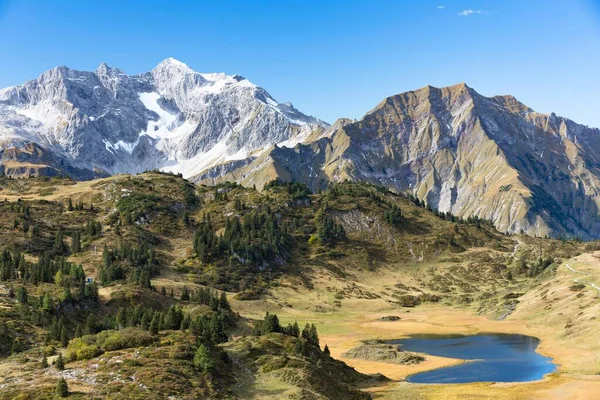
(0, 58, 327, 179)
(194, 83, 600, 239)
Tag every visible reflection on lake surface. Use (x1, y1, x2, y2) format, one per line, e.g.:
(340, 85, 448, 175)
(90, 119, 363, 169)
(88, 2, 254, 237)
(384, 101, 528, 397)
(388, 334, 556, 383)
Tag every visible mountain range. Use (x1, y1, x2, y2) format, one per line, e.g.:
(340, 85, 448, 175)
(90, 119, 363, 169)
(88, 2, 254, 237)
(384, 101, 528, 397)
(1, 59, 600, 239)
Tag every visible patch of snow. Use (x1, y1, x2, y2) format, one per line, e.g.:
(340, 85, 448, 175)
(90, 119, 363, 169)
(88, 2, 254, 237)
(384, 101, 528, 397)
(16, 101, 67, 128)
(103, 139, 115, 154)
(225, 148, 249, 162)
(137, 92, 199, 143)
(162, 138, 230, 177)
(113, 139, 139, 154)
(278, 129, 311, 148)
(139, 92, 177, 125)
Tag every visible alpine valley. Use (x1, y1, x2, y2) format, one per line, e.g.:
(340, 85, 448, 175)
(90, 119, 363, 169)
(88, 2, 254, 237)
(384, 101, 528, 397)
(2, 59, 600, 400)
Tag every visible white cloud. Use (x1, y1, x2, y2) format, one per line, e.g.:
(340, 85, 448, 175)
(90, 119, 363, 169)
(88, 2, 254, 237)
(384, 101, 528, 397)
(437, 5, 445, 9)
(458, 9, 487, 16)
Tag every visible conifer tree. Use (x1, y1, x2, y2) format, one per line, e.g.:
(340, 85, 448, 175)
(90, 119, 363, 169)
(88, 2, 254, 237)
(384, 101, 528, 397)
(55, 353, 65, 370)
(56, 378, 68, 397)
(71, 231, 81, 253)
(193, 343, 214, 373)
(60, 326, 68, 347)
(149, 314, 159, 335)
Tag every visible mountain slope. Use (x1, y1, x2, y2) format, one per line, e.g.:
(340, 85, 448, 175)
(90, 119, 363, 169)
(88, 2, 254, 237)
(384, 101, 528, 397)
(0, 58, 327, 179)
(195, 83, 600, 239)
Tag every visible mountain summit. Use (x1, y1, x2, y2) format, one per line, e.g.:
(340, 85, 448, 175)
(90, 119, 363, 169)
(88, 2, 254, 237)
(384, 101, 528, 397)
(0, 58, 327, 179)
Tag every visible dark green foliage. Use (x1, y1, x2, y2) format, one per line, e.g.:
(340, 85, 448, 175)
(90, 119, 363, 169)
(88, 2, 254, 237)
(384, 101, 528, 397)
(183, 182, 198, 207)
(282, 321, 300, 337)
(301, 323, 320, 347)
(55, 352, 65, 370)
(384, 204, 403, 226)
(190, 311, 229, 344)
(264, 179, 312, 200)
(193, 343, 214, 373)
(11, 337, 26, 354)
(316, 215, 346, 244)
(98, 240, 158, 287)
(234, 198, 245, 211)
(84, 220, 102, 237)
(253, 312, 318, 347)
(180, 286, 190, 301)
(407, 193, 494, 227)
(70, 231, 81, 253)
(253, 312, 281, 335)
(0, 322, 13, 356)
(42, 292, 54, 313)
(115, 193, 162, 224)
(16, 286, 28, 304)
(0, 249, 92, 304)
(193, 210, 290, 291)
(56, 378, 69, 397)
(53, 229, 68, 255)
(528, 256, 555, 277)
(100, 290, 232, 345)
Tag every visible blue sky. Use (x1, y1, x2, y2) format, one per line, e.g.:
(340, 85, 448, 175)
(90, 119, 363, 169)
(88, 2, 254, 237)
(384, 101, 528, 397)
(0, 0, 599, 127)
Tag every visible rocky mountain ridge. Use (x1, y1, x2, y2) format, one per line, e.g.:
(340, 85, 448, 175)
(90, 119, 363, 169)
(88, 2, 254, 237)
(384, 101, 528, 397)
(2, 62, 600, 238)
(0, 58, 327, 179)
(194, 83, 600, 239)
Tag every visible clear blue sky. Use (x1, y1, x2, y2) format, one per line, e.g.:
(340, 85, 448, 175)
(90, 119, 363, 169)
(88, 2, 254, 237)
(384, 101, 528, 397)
(1, 0, 599, 127)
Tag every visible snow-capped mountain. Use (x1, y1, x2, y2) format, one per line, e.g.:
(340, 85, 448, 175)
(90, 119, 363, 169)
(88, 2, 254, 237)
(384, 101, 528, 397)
(0, 58, 327, 179)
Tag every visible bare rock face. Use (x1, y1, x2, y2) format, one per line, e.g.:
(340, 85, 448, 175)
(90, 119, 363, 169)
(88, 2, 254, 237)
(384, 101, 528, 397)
(195, 83, 600, 239)
(0, 58, 327, 179)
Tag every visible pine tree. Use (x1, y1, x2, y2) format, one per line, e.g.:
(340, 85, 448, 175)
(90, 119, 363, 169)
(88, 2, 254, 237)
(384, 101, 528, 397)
(74, 324, 82, 338)
(15, 287, 28, 304)
(55, 353, 65, 370)
(56, 378, 69, 397)
(42, 292, 54, 313)
(323, 344, 330, 356)
(180, 286, 190, 301)
(62, 287, 72, 303)
(60, 326, 68, 347)
(149, 314, 159, 335)
(53, 230, 67, 255)
(41, 352, 48, 368)
(71, 231, 81, 253)
(67, 198, 73, 211)
(218, 291, 230, 310)
(309, 324, 319, 347)
(84, 314, 96, 335)
(193, 343, 214, 373)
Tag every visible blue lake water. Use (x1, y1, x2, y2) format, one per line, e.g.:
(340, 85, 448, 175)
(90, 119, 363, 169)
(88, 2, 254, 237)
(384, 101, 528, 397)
(388, 334, 556, 384)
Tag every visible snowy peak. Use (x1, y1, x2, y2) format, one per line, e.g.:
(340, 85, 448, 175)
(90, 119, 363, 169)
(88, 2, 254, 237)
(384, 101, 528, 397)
(155, 57, 193, 71)
(0, 59, 327, 181)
